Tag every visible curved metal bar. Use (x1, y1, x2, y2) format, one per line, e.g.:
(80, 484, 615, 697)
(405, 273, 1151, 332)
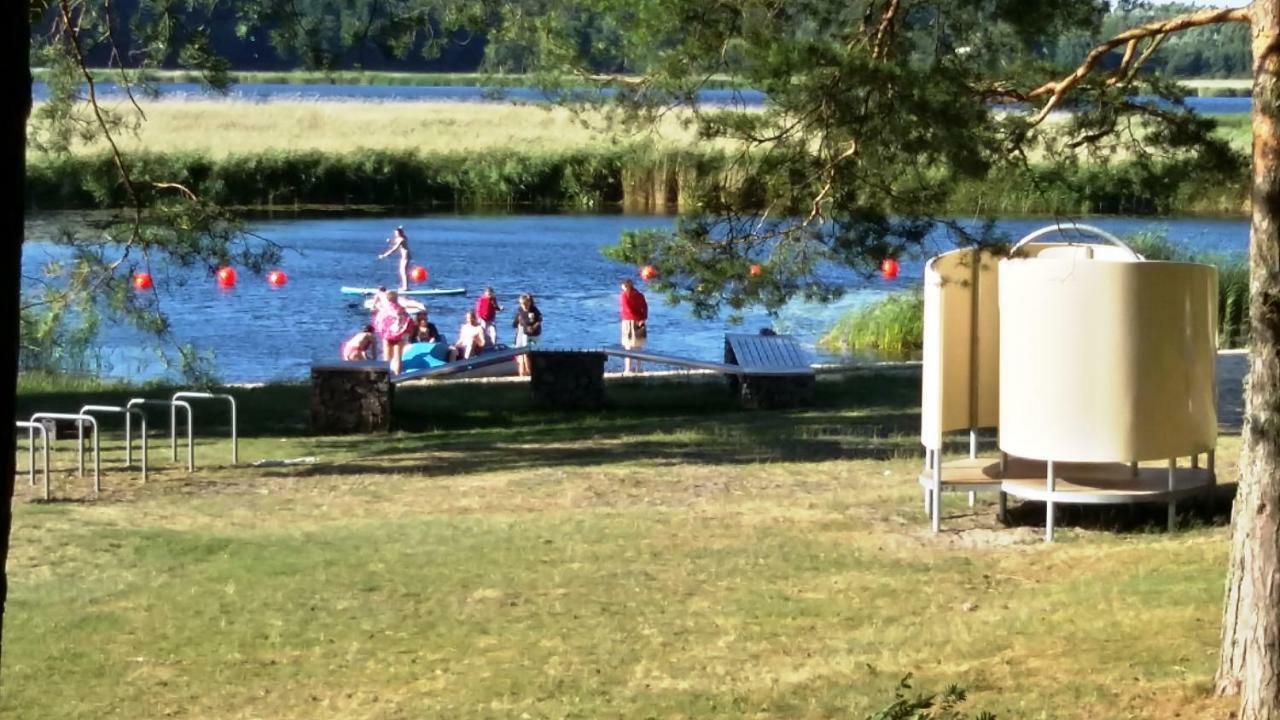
(126, 399, 193, 472)
(172, 392, 238, 465)
(14, 421, 50, 498)
(79, 405, 149, 482)
(28, 412, 100, 498)
(1010, 223, 1139, 258)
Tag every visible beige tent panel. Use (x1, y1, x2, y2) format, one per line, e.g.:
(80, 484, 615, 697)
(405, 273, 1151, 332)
(999, 258, 1217, 463)
(920, 248, 1001, 448)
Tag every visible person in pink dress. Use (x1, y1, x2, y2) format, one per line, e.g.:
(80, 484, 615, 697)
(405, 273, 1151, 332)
(619, 278, 649, 373)
(371, 288, 413, 374)
(475, 287, 503, 345)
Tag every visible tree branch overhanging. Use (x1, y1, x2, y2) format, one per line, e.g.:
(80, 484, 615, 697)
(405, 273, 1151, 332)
(1028, 7, 1251, 124)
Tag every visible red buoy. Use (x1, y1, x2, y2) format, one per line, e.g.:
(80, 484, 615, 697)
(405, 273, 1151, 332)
(881, 258, 900, 280)
(748, 263, 763, 278)
(410, 265, 428, 283)
(132, 272, 153, 291)
(216, 266, 237, 288)
(267, 270, 288, 287)
(640, 265, 658, 281)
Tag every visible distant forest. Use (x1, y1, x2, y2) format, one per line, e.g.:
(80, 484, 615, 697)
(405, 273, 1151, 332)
(52, 1, 1253, 79)
(1046, 3, 1253, 79)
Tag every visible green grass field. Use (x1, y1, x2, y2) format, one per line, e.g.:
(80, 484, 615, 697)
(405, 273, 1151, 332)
(3, 371, 1242, 719)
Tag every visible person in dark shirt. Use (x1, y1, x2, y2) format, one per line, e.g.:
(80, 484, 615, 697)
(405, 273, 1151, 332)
(512, 293, 543, 376)
(411, 310, 442, 344)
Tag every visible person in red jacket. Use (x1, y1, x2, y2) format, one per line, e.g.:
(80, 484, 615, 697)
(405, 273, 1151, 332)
(619, 278, 649, 373)
(475, 287, 503, 345)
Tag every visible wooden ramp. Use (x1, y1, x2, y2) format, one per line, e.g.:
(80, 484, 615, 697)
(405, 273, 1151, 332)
(389, 345, 747, 384)
(724, 334, 814, 376)
(393, 348, 526, 383)
(603, 346, 746, 375)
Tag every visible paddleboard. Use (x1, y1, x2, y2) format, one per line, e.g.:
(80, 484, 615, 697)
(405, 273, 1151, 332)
(341, 286, 466, 297)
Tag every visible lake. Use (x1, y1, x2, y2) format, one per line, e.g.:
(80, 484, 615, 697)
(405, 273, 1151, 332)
(20, 213, 1250, 384)
(30, 82, 1253, 114)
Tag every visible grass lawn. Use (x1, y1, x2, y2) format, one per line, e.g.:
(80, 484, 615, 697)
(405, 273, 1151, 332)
(5, 371, 1240, 719)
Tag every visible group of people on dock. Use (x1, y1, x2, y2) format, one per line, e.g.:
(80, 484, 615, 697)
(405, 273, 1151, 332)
(343, 287, 544, 376)
(341, 225, 651, 376)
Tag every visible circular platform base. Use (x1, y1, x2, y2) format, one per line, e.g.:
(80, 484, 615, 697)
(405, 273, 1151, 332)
(1002, 466, 1214, 505)
(918, 456, 1215, 505)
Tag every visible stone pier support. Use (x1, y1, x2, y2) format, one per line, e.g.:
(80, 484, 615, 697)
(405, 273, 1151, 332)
(529, 351, 607, 410)
(310, 361, 392, 434)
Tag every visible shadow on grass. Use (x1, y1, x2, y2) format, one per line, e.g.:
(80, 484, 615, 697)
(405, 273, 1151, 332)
(15, 371, 924, 437)
(271, 406, 923, 481)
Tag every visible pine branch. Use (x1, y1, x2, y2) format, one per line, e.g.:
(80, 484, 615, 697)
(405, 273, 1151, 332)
(1028, 7, 1251, 124)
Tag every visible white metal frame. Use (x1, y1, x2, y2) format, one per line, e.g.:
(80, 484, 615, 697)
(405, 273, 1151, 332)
(28, 412, 100, 498)
(171, 392, 238, 465)
(1009, 223, 1140, 258)
(1005, 451, 1218, 542)
(126, 399, 193, 472)
(922, 427, 1005, 533)
(14, 421, 50, 500)
(79, 405, 148, 482)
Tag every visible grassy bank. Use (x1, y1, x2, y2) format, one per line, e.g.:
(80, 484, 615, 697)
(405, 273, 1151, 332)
(25, 101, 1252, 214)
(5, 370, 1242, 719)
(27, 146, 1248, 216)
(42, 102, 700, 157)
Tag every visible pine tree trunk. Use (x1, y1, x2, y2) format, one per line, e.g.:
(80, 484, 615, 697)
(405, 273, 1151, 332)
(1216, 3, 1280, 716)
(0, 2, 31, 671)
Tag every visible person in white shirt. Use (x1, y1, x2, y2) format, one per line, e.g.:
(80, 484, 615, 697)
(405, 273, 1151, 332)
(452, 310, 488, 360)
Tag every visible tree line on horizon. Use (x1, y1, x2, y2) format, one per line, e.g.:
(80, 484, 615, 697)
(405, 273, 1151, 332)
(44, 0, 1254, 79)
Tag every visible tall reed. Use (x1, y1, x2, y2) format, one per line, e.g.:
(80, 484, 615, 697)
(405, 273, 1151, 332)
(819, 292, 925, 356)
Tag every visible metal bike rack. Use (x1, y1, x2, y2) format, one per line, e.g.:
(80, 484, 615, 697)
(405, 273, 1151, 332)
(126, 399, 193, 472)
(79, 405, 148, 483)
(13, 421, 51, 499)
(171, 391, 238, 465)
(28, 412, 100, 498)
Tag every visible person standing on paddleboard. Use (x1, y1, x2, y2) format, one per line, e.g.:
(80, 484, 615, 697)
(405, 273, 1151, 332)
(378, 226, 412, 291)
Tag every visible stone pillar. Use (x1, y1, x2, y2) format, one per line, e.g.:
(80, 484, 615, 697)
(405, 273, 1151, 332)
(529, 351, 607, 410)
(310, 361, 392, 434)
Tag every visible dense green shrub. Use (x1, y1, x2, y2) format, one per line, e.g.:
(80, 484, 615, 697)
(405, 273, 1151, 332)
(27, 148, 1249, 216)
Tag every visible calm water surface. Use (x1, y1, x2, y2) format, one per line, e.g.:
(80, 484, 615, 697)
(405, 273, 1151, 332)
(31, 82, 1251, 114)
(21, 213, 1250, 383)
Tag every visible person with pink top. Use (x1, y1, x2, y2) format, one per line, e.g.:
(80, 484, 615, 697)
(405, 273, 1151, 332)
(475, 287, 503, 345)
(371, 288, 413, 374)
(619, 278, 649, 373)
